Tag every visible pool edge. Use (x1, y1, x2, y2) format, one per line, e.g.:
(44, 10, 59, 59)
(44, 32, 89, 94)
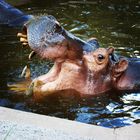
(0, 106, 139, 140)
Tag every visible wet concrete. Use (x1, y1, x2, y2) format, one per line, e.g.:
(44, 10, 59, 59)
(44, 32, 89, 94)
(0, 107, 140, 140)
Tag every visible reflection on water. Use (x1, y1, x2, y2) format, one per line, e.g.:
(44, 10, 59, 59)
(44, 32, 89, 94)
(0, 0, 140, 128)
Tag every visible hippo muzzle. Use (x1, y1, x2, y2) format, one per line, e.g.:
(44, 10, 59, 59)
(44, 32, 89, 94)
(18, 15, 99, 61)
(23, 16, 68, 60)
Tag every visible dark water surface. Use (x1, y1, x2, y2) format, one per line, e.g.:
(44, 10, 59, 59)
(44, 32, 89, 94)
(0, 0, 140, 128)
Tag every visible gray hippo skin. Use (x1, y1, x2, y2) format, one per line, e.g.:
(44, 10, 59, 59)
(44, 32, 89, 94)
(23, 16, 99, 60)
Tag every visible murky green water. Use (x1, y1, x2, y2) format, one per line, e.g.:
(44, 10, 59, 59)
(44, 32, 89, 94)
(0, 0, 140, 128)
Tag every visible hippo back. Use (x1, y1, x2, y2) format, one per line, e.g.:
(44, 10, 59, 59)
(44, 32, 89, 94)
(0, 0, 32, 26)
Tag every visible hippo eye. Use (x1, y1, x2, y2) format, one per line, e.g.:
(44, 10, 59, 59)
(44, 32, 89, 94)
(97, 54, 105, 62)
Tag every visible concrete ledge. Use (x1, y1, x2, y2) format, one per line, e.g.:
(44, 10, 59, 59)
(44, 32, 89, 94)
(0, 107, 140, 140)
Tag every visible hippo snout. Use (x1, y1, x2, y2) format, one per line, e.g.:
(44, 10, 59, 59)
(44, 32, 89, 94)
(25, 16, 63, 49)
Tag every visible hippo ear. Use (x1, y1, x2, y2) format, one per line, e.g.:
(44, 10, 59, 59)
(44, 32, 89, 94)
(107, 47, 114, 55)
(113, 58, 128, 78)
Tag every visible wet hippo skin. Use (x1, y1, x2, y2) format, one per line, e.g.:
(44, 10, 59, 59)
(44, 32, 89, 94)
(1, 1, 140, 101)
(15, 10, 140, 101)
(26, 47, 140, 101)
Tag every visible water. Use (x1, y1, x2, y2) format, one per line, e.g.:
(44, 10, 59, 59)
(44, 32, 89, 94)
(0, 0, 140, 128)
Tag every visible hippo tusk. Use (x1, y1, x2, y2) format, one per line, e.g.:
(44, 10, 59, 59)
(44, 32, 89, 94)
(21, 65, 31, 79)
(28, 51, 36, 60)
(21, 65, 27, 78)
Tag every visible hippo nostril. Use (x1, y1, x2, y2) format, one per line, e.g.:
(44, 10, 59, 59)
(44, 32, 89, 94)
(55, 23, 63, 33)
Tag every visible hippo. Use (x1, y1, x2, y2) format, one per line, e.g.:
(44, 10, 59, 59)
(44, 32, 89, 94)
(1, 1, 140, 101)
(0, 0, 32, 26)
(16, 16, 140, 101)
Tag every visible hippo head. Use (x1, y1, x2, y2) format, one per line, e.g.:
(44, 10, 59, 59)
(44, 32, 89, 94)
(82, 47, 129, 94)
(18, 16, 140, 100)
(25, 47, 129, 100)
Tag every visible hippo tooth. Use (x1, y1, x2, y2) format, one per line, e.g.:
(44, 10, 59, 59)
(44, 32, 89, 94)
(28, 51, 36, 60)
(20, 37, 28, 42)
(21, 65, 27, 78)
(21, 65, 31, 79)
(17, 33, 27, 38)
(22, 42, 28, 46)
